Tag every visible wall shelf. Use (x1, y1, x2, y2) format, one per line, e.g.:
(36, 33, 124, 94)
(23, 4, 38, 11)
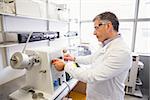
(15, 14, 48, 21)
(0, 13, 15, 17)
(0, 40, 50, 48)
(0, 0, 80, 69)
(0, 42, 19, 48)
(48, 19, 69, 23)
(0, 12, 69, 24)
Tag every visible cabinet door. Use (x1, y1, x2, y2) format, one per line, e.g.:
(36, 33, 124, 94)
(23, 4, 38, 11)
(48, 0, 70, 21)
(69, 0, 80, 21)
(47, 0, 59, 20)
(0, 0, 15, 14)
(15, 0, 47, 19)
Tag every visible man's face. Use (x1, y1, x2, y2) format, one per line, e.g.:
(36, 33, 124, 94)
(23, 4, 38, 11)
(93, 19, 109, 43)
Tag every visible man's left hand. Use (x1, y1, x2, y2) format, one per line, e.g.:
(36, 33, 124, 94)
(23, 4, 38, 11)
(51, 59, 65, 71)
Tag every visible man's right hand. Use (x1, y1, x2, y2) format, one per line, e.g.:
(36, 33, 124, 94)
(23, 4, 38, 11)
(64, 54, 76, 61)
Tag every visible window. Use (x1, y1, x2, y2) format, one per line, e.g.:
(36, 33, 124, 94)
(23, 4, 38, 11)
(119, 22, 134, 50)
(134, 0, 150, 55)
(81, 0, 136, 21)
(134, 22, 150, 55)
(80, 0, 136, 52)
(138, 0, 150, 18)
(80, 0, 150, 55)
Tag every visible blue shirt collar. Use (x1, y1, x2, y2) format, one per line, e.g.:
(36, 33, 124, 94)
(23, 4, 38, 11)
(102, 33, 121, 47)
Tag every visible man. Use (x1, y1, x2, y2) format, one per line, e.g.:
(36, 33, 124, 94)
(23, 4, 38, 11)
(52, 11, 132, 100)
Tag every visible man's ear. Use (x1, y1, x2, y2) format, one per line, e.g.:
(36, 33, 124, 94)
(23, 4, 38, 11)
(106, 22, 113, 33)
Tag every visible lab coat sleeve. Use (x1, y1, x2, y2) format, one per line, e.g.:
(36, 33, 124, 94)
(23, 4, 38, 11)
(75, 54, 93, 65)
(64, 49, 132, 83)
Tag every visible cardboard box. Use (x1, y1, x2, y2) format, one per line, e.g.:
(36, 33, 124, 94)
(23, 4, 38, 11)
(72, 81, 86, 95)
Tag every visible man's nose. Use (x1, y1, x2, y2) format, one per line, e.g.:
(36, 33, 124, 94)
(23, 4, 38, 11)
(93, 31, 96, 35)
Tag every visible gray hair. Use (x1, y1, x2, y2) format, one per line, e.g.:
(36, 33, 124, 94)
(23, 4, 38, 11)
(93, 11, 119, 32)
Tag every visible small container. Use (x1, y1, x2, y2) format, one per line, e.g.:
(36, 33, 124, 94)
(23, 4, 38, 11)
(53, 80, 59, 87)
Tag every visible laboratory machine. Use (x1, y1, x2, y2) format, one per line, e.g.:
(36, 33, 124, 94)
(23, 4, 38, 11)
(9, 47, 70, 100)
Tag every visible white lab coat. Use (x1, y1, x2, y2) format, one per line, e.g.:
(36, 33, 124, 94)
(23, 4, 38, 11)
(65, 37, 132, 100)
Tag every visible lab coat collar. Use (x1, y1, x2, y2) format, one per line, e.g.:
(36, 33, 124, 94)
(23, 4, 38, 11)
(101, 35, 121, 53)
(103, 33, 121, 47)
(92, 36, 121, 63)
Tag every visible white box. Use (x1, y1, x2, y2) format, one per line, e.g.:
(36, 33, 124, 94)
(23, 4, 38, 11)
(5, 33, 18, 42)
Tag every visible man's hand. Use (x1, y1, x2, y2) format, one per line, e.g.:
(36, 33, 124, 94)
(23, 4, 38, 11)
(64, 54, 76, 61)
(51, 59, 65, 71)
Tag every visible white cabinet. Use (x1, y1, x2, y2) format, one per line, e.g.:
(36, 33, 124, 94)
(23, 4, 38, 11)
(48, 0, 69, 21)
(15, 0, 47, 19)
(47, 0, 80, 21)
(69, 0, 80, 21)
(0, 0, 79, 22)
(48, 1, 59, 20)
